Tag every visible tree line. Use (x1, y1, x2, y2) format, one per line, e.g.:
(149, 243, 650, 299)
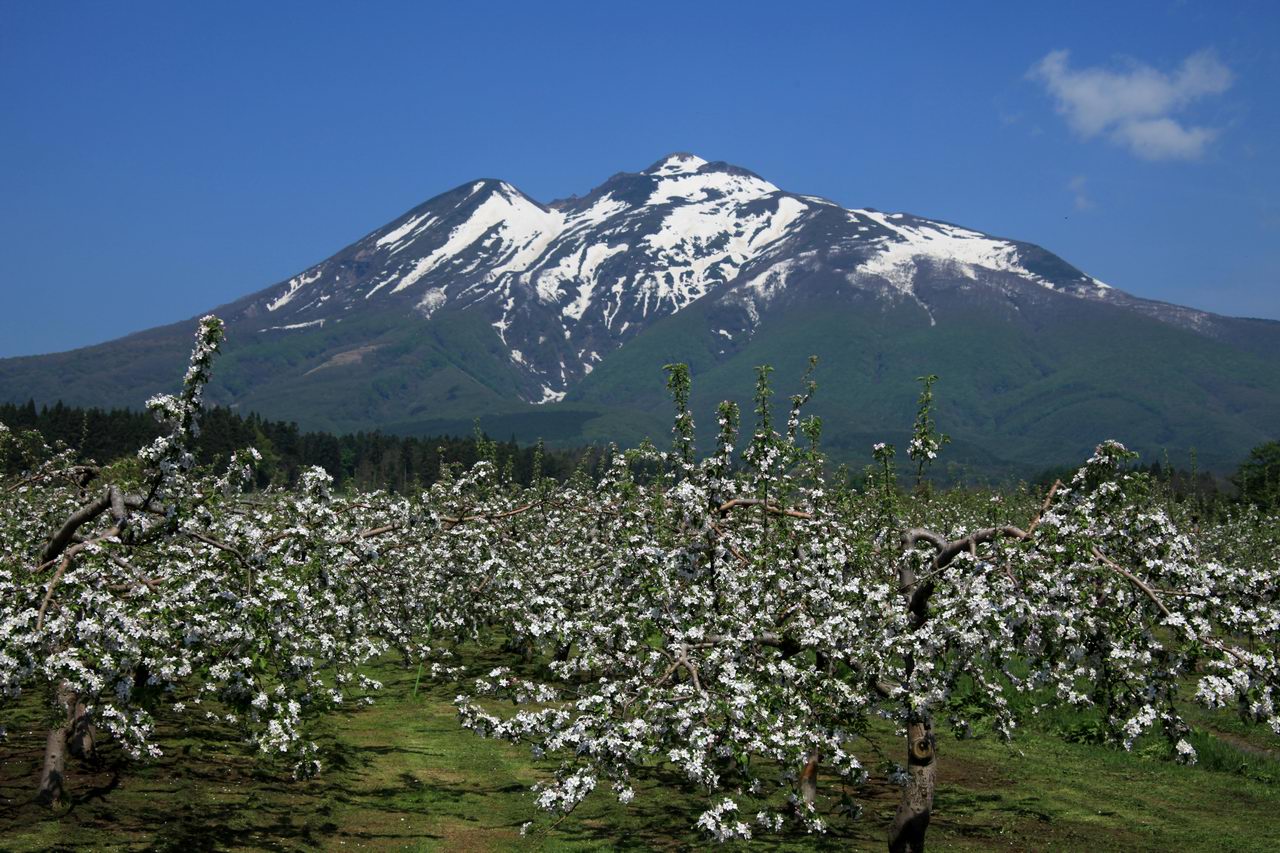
(3, 398, 1276, 512)
(0, 399, 608, 492)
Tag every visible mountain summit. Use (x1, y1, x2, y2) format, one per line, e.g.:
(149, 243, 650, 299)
(2, 155, 1277, 472)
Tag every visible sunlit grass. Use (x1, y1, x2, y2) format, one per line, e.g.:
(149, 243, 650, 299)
(2, 646, 1278, 851)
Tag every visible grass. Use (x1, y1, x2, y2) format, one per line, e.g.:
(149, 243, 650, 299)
(3, 648, 1279, 851)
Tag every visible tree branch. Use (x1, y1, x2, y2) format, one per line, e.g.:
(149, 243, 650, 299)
(717, 498, 813, 519)
(40, 489, 111, 565)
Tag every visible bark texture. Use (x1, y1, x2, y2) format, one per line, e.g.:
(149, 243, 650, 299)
(36, 726, 68, 807)
(888, 719, 936, 853)
(35, 683, 92, 806)
(799, 750, 819, 806)
(67, 699, 96, 760)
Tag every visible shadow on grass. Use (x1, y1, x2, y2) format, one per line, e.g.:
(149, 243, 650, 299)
(6, 648, 1277, 852)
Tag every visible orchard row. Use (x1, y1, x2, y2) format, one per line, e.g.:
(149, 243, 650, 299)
(2, 318, 1276, 851)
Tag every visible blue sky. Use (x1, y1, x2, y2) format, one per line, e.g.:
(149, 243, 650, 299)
(1, 0, 1277, 357)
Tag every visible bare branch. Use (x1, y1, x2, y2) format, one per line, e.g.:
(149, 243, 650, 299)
(36, 556, 73, 631)
(1025, 479, 1062, 537)
(1090, 547, 1171, 619)
(1090, 547, 1255, 670)
(183, 530, 249, 564)
(442, 503, 535, 528)
(717, 498, 813, 520)
(40, 489, 111, 565)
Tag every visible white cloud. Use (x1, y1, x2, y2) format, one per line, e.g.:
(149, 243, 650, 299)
(1068, 175, 1092, 210)
(1029, 49, 1232, 160)
(1114, 118, 1218, 161)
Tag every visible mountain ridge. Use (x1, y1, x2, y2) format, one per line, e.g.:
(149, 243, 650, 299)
(1, 153, 1276, 474)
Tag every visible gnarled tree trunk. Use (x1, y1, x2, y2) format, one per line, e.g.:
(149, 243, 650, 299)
(888, 717, 936, 853)
(35, 683, 93, 807)
(36, 724, 69, 806)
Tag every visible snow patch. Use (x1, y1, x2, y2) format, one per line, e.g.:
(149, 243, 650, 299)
(390, 189, 564, 294)
(259, 318, 326, 332)
(377, 211, 438, 249)
(648, 170, 778, 206)
(627, 195, 808, 321)
(649, 153, 709, 176)
(533, 242, 631, 319)
(570, 193, 629, 230)
(416, 287, 448, 318)
(533, 385, 566, 405)
(267, 269, 323, 312)
(742, 258, 797, 305)
(854, 212, 1055, 293)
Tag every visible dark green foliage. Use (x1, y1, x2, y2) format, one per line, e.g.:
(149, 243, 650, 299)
(0, 400, 604, 492)
(1233, 440, 1280, 510)
(3, 274, 1278, 480)
(569, 286, 1280, 476)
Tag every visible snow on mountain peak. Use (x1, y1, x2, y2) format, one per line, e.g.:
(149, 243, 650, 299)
(647, 168, 779, 206)
(250, 154, 1128, 404)
(378, 183, 565, 298)
(646, 152, 709, 176)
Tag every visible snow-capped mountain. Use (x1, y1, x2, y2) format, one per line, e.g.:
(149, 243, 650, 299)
(238, 153, 1159, 404)
(2, 154, 1277, 473)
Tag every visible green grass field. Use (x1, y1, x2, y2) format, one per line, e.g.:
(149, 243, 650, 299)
(3, 645, 1279, 851)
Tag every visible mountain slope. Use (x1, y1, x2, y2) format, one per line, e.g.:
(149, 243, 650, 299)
(569, 268, 1280, 473)
(1, 153, 1276, 473)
